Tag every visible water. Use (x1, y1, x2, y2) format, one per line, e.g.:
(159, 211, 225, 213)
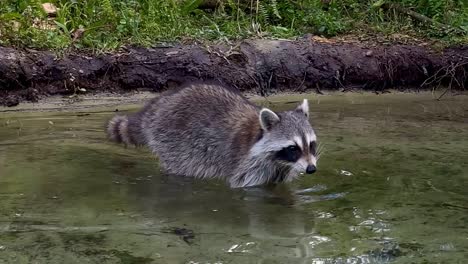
(0, 92, 467, 264)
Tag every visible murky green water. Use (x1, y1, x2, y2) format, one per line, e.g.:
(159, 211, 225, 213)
(0, 93, 467, 264)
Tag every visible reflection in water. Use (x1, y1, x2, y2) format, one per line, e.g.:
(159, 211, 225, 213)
(0, 92, 467, 263)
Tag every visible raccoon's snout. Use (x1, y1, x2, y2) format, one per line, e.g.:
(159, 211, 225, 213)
(306, 165, 316, 174)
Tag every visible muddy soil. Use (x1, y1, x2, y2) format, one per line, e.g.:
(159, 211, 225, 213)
(0, 36, 467, 107)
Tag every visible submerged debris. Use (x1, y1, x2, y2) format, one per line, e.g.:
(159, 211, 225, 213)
(163, 227, 195, 245)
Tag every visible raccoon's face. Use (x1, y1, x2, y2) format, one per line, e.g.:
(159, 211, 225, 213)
(254, 99, 318, 178)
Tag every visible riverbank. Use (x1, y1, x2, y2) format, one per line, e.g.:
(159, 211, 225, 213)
(1, 38, 467, 107)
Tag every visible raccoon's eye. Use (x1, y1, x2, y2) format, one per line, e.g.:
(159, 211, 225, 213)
(310, 141, 317, 155)
(276, 145, 302, 162)
(288, 145, 300, 152)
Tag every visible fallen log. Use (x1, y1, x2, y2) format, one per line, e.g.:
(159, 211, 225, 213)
(0, 37, 467, 106)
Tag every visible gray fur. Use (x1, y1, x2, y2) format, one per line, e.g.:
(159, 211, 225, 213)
(106, 83, 317, 188)
(259, 108, 280, 131)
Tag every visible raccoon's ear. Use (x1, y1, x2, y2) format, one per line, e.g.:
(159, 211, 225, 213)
(295, 99, 309, 117)
(259, 108, 280, 131)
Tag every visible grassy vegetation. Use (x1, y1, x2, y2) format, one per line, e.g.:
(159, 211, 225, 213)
(0, 0, 466, 52)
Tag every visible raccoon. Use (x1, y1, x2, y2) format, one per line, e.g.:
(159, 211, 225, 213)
(107, 82, 318, 188)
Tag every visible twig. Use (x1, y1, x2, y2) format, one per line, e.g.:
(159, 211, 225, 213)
(315, 83, 324, 95)
(437, 77, 452, 101)
(296, 71, 307, 91)
(382, 3, 455, 32)
(421, 61, 468, 96)
(334, 70, 346, 90)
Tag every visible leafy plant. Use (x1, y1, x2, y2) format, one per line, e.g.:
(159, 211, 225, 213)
(0, 0, 466, 52)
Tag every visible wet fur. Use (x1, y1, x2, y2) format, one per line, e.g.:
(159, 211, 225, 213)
(107, 82, 317, 188)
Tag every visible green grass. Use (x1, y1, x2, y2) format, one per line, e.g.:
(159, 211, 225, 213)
(0, 0, 466, 53)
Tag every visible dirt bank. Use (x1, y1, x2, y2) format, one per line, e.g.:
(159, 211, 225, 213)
(0, 36, 467, 107)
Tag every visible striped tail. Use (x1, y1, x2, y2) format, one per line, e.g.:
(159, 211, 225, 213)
(107, 115, 135, 145)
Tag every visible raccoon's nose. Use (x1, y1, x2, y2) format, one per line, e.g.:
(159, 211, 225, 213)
(306, 165, 316, 174)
